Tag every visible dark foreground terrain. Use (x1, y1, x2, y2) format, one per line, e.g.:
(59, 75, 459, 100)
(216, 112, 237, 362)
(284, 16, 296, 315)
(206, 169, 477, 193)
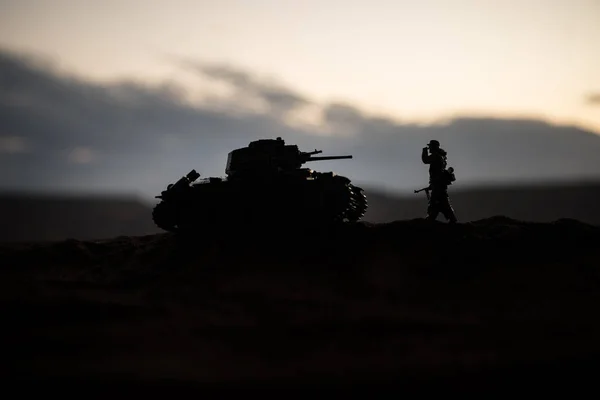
(2, 217, 600, 394)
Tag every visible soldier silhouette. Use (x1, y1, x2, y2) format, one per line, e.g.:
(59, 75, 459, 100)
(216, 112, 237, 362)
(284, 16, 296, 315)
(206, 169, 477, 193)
(420, 140, 458, 223)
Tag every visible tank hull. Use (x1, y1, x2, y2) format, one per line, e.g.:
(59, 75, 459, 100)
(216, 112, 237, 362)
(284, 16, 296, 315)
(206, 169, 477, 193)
(152, 173, 367, 232)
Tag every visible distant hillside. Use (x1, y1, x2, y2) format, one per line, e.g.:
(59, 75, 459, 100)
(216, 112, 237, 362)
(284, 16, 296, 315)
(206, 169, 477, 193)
(1, 182, 599, 243)
(0, 193, 160, 243)
(363, 182, 600, 225)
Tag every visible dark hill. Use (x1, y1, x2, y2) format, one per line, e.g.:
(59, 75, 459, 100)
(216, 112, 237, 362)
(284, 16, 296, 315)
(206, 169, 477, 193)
(0, 192, 160, 243)
(2, 217, 600, 393)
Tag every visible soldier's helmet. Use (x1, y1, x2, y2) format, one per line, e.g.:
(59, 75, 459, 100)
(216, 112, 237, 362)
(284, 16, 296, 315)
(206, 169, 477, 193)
(428, 140, 440, 148)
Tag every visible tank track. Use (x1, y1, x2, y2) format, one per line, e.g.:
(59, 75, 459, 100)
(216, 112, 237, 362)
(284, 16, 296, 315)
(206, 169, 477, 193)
(152, 201, 178, 232)
(344, 184, 368, 222)
(272, 179, 367, 224)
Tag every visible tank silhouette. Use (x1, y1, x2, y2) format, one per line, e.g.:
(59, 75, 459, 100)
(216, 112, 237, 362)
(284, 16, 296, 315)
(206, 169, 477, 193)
(152, 137, 368, 231)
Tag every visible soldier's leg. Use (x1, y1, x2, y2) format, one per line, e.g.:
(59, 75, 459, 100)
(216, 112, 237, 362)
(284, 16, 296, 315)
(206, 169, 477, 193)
(441, 198, 458, 223)
(426, 200, 440, 221)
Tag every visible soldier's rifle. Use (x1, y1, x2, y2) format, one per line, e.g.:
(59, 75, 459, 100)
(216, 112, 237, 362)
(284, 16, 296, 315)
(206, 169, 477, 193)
(414, 186, 431, 201)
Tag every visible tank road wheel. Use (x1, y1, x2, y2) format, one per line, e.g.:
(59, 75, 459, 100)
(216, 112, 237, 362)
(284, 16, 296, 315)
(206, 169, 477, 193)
(345, 185, 368, 222)
(152, 201, 178, 232)
(322, 177, 356, 223)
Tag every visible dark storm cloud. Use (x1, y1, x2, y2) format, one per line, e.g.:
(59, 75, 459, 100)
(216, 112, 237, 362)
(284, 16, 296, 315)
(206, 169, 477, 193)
(0, 50, 298, 154)
(178, 59, 310, 114)
(586, 93, 600, 105)
(2, 48, 600, 197)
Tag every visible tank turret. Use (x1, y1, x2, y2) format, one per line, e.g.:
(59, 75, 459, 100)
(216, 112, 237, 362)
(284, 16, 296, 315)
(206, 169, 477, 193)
(151, 137, 367, 232)
(225, 137, 353, 177)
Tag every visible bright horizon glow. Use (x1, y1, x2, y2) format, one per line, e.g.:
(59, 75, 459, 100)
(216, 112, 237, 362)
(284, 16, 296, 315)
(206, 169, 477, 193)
(1, 0, 599, 133)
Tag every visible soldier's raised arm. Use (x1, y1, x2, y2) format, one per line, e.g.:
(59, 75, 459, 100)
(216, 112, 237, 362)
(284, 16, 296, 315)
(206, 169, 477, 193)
(421, 147, 432, 164)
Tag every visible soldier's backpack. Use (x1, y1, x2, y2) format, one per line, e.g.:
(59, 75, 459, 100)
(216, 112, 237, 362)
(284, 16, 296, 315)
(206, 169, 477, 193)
(443, 167, 456, 185)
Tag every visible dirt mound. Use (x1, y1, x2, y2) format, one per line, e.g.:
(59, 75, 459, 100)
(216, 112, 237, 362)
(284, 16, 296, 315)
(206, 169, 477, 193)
(2, 217, 600, 391)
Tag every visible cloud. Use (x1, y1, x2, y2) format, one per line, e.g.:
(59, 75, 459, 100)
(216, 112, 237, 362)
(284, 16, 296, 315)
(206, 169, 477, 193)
(1, 48, 600, 198)
(586, 93, 600, 105)
(0, 135, 29, 153)
(68, 147, 95, 164)
(179, 59, 310, 115)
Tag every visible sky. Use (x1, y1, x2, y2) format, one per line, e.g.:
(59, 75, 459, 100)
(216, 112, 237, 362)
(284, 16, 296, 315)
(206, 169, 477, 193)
(1, 0, 600, 200)
(1, 0, 599, 132)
